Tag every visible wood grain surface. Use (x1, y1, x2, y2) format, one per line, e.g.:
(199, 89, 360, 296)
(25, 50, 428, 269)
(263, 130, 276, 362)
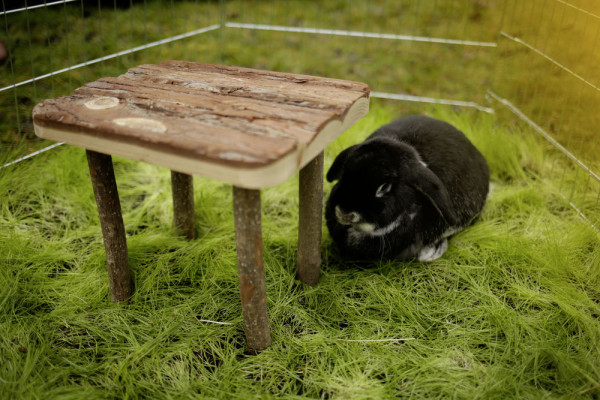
(33, 61, 369, 188)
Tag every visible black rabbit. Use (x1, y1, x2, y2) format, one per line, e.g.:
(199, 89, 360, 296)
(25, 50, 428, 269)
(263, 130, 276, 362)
(325, 115, 490, 261)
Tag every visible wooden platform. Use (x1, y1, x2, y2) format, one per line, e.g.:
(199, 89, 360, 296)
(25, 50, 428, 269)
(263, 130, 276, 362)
(32, 61, 370, 189)
(31, 61, 370, 350)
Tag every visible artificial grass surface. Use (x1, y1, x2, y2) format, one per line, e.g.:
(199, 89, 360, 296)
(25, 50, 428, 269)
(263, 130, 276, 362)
(1, 102, 600, 399)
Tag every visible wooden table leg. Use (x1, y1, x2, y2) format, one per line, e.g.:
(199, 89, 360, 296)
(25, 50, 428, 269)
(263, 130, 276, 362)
(296, 151, 324, 286)
(232, 187, 271, 350)
(171, 171, 195, 239)
(86, 150, 133, 303)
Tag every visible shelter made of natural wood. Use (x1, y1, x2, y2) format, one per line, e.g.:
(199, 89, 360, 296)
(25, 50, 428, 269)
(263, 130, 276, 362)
(32, 61, 370, 350)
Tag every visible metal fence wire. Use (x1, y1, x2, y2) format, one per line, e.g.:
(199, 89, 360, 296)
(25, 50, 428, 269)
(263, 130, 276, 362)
(1, 0, 598, 228)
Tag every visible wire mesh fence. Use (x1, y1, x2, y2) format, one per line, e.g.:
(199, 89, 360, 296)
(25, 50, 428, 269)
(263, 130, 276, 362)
(1, 0, 223, 156)
(1, 0, 598, 228)
(492, 0, 600, 229)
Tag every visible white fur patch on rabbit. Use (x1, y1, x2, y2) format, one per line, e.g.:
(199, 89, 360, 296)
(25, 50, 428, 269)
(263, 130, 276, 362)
(417, 239, 448, 262)
(346, 213, 405, 246)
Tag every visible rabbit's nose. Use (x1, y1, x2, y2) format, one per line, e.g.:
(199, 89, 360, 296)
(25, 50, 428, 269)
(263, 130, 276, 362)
(335, 206, 360, 225)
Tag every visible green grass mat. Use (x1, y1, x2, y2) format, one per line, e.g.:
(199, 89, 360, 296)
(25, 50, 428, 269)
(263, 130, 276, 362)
(1, 103, 599, 399)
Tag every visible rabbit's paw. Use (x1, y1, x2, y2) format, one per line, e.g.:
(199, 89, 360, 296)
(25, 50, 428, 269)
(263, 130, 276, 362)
(417, 238, 448, 262)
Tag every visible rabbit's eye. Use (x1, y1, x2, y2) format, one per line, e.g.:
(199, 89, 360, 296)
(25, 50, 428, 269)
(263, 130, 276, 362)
(375, 183, 392, 198)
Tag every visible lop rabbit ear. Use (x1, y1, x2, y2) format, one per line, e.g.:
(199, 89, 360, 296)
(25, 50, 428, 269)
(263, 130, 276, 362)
(326, 145, 358, 182)
(407, 164, 459, 226)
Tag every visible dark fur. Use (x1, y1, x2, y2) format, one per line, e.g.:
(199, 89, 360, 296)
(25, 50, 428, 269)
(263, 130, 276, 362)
(326, 115, 490, 261)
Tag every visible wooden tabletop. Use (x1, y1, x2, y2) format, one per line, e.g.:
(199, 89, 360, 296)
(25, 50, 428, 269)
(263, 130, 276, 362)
(32, 61, 370, 189)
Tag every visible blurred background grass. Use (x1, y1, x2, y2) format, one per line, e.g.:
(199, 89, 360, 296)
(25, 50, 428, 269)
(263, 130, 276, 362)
(1, 0, 598, 169)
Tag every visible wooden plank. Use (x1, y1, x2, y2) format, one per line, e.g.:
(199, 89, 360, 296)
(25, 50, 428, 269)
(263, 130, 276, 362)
(79, 78, 324, 141)
(33, 94, 370, 189)
(89, 76, 331, 126)
(32, 61, 371, 188)
(126, 63, 368, 115)
(33, 95, 298, 166)
(160, 61, 369, 96)
(132, 62, 368, 102)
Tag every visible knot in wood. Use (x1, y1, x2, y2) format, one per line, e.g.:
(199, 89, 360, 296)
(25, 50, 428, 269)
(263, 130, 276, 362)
(85, 96, 120, 110)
